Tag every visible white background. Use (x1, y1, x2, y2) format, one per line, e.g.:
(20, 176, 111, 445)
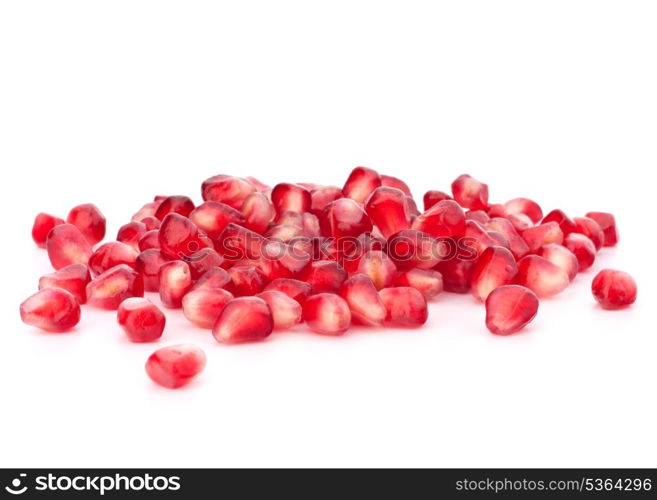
(0, 1, 655, 467)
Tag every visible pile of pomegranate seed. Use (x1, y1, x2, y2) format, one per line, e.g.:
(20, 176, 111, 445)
(22, 169, 637, 389)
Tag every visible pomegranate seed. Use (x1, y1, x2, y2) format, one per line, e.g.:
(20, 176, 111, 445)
(357, 250, 396, 290)
(141, 216, 161, 231)
(405, 196, 420, 217)
(193, 267, 230, 290)
(572, 217, 604, 251)
(393, 268, 443, 299)
(216, 222, 267, 262)
(515, 255, 569, 298)
(46, 223, 93, 270)
(117, 221, 146, 250)
(145, 344, 206, 389)
(381, 174, 411, 196)
(487, 230, 510, 249)
(277, 211, 303, 228)
(471, 246, 518, 301)
(256, 290, 303, 329)
(320, 197, 372, 239)
(503, 197, 543, 224)
(154, 195, 195, 220)
(20, 288, 81, 332)
(131, 201, 162, 223)
(338, 274, 387, 326)
(240, 192, 275, 234)
(264, 278, 312, 305)
(32, 213, 64, 248)
(271, 183, 312, 216)
(542, 209, 576, 235)
(182, 288, 234, 328)
(379, 287, 428, 326)
(226, 264, 267, 296)
(303, 293, 352, 335)
(66, 203, 106, 245)
(451, 174, 489, 210)
(159, 260, 193, 308)
(364, 187, 411, 238)
(39, 264, 91, 304)
(412, 200, 466, 239)
(201, 175, 255, 209)
(507, 213, 533, 231)
(434, 258, 475, 293)
(487, 203, 506, 217)
(187, 247, 224, 280)
(158, 213, 211, 261)
(463, 220, 496, 257)
(117, 297, 166, 342)
(301, 212, 321, 237)
(136, 249, 169, 292)
(310, 186, 343, 215)
(138, 229, 160, 251)
(212, 296, 274, 343)
(585, 212, 619, 247)
(86, 264, 144, 309)
(563, 233, 596, 272)
(423, 190, 452, 211)
(537, 244, 578, 281)
(465, 210, 490, 225)
(521, 222, 564, 253)
(591, 269, 637, 309)
(189, 201, 246, 240)
(388, 229, 442, 269)
(485, 217, 530, 260)
(265, 223, 304, 242)
(485, 285, 538, 335)
(297, 260, 346, 293)
(88, 242, 139, 276)
(342, 166, 381, 203)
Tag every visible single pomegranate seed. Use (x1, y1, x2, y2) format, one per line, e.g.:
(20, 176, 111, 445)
(136, 249, 169, 291)
(423, 190, 452, 211)
(264, 278, 313, 305)
(159, 260, 193, 308)
(187, 247, 224, 280)
(542, 209, 576, 235)
(32, 213, 65, 248)
(154, 195, 195, 220)
(66, 203, 106, 245)
(405, 196, 420, 217)
(131, 201, 162, 223)
(193, 267, 230, 290)
(117, 297, 166, 342)
(226, 264, 267, 296)
(572, 217, 604, 251)
(503, 197, 543, 224)
(487, 230, 510, 250)
(86, 264, 144, 309)
(310, 185, 343, 215)
(265, 223, 304, 242)
(260, 239, 311, 278)
(585, 212, 618, 247)
(277, 211, 303, 228)
(301, 212, 321, 237)
(117, 221, 146, 250)
(201, 175, 255, 209)
(450, 174, 489, 210)
(39, 263, 91, 304)
(145, 344, 206, 389)
(240, 192, 275, 234)
(563, 233, 596, 272)
(182, 288, 234, 328)
(88, 242, 139, 276)
(303, 293, 352, 335)
(338, 274, 387, 326)
(138, 230, 160, 251)
(141, 216, 161, 231)
(388, 229, 442, 269)
(465, 210, 490, 225)
(320, 197, 373, 239)
(434, 258, 475, 293)
(189, 201, 246, 240)
(256, 290, 303, 329)
(364, 187, 411, 238)
(393, 268, 443, 299)
(471, 246, 518, 301)
(342, 166, 381, 203)
(357, 250, 396, 290)
(412, 200, 465, 239)
(515, 255, 569, 298)
(537, 244, 578, 281)
(20, 288, 81, 332)
(216, 222, 267, 262)
(485, 285, 539, 335)
(487, 203, 506, 217)
(591, 269, 637, 309)
(270, 183, 312, 216)
(297, 260, 347, 293)
(212, 296, 274, 343)
(521, 222, 564, 253)
(158, 213, 211, 261)
(507, 213, 533, 231)
(381, 174, 411, 196)
(379, 287, 428, 326)
(463, 220, 496, 257)
(46, 223, 93, 270)
(485, 218, 530, 260)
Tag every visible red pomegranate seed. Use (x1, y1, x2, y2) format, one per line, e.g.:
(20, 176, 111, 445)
(256, 290, 303, 329)
(515, 255, 569, 298)
(264, 278, 313, 305)
(405, 196, 420, 217)
(521, 222, 564, 253)
(88, 242, 138, 276)
(379, 287, 428, 326)
(20, 288, 81, 332)
(412, 200, 466, 239)
(66, 203, 106, 245)
(434, 258, 475, 293)
(158, 213, 211, 261)
(216, 222, 267, 262)
(503, 197, 543, 224)
(153, 195, 195, 220)
(46, 223, 93, 270)
(357, 250, 396, 290)
(537, 243, 578, 281)
(338, 274, 387, 326)
(193, 267, 230, 290)
(463, 220, 496, 257)
(320, 197, 373, 239)
(260, 240, 311, 277)
(507, 213, 533, 231)
(32, 213, 65, 248)
(465, 210, 490, 225)
(117, 221, 146, 250)
(277, 211, 303, 228)
(245, 176, 270, 192)
(265, 223, 304, 242)
(138, 230, 160, 251)
(298, 260, 347, 293)
(301, 212, 321, 237)
(303, 293, 352, 335)
(563, 233, 596, 272)
(364, 187, 411, 238)
(542, 209, 576, 235)
(226, 264, 267, 296)
(423, 190, 452, 211)
(393, 268, 443, 299)
(39, 264, 91, 304)
(145, 344, 206, 389)
(572, 217, 604, 251)
(487, 203, 506, 217)
(136, 249, 169, 292)
(485, 217, 530, 260)
(388, 229, 442, 270)
(159, 260, 193, 308)
(342, 166, 381, 203)
(182, 288, 234, 328)
(471, 246, 518, 301)
(187, 247, 224, 280)
(201, 175, 256, 209)
(212, 297, 274, 343)
(117, 297, 166, 342)
(271, 183, 312, 216)
(585, 212, 618, 247)
(241, 192, 275, 234)
(141, 216, 161, 231)
(591, 269, 637, 309)
(86, 264, 144, 309)
(310, 185, 343, 215)
(451, 174, 489, 210)
(485, 285, 539, 335)
(189, 201, 246, 240)
(381, 174, 411, 196)
(131, 201, 162, 223)
(487, 230, 510, 249)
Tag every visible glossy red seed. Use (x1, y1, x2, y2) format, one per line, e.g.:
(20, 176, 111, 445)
(342, 166, 381, 204)
(585, 212, 619, 247)
(320, 197, 373, 239)
(471, 246, 518, 301)
(189, 201, 246, 240)
(338, 274, 387, 326)
(86, 264, 144, 309)
(117, 297, 166, 342)
(463, 220, 496, 257)
(66, 203, 106, 245)
(38, 264, 91, 304)
(434, 258, 475, 293)
(381, 174, 412, 196)
(542, 209, 576, 235)
(485, 285, 538, 335)
(451, 174, 489, 210)
(521, 222, 564, 253)
(145, 344, 206, 389)
(88, 242, 138, 276)
(412, 200, 466, 239)
(182, 288, 234, 328)
(563, 233, 596, 272)
(117, 221, 146, 250)
(265, 223, 304, 242)
(507, 213, 533, 231)
(298, 260, 347, 293)
(271, 183, 312, 216)
(226, 264, 267, 296)
(388, 229, 442, 270)
(201, 175, 256, 209)
(136, 249, 169, 292)
(256, 290, 303, 329)
(131, 201, 162, 223)
(379, 287, 428, 326)
(364, 187, 411, 238)
(465, 210, 490, 225)
(20, 288, 81, 332)
(46, 223, 93, 270)
(193, 267, 231, 290)
(487, 203, 506, 217)
(303, 293, 352, 335)
(487, 230, 510, 250)
(515, 255, 569, 298)
(186, 247, 224, 280)
(159, 260, 193, 308)
(216, 222, 267, 262)
(212, 297, 274, 343)
(264, 278, 313, 305)
(591, 269, 637, 309)
(572, 217, 604, 251)
(503, 198, 543, 224)
(32, 213, 65, 248)
(423, 190, 452, 211)
(241, 192, 275, 234)
(277, 211, 303, 228)
(141, 216, 161, 231)
(154, 195, 195, 220)
(537, 244, 578, 281)
(158, 213, 211, 261)
(485, 218, 530, 260)
(310, 186, 343, 215)
(138, 230, 160, 251)
(357, 250, 396, 290)
(393, 268, 443, 299)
